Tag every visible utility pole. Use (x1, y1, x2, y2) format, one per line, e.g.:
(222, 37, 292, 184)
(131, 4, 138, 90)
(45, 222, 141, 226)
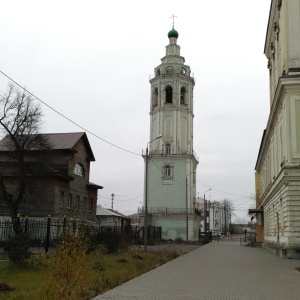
(111, 193, 114, 210)
(203, 189, 211, 242)
(212, 202, 215, 230)
(208, 200, 211, 231)
(224, 205, 227, 235)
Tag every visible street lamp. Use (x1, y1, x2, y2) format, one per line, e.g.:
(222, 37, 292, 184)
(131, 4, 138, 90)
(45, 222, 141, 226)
(203, 189, 211, 241)
(144, 134, 162, 252)
(186, 170, 196, 243)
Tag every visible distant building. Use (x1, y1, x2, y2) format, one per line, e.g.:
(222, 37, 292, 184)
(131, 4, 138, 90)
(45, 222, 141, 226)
(0, 132, 102, 222)
(96, 205, 131, 227)
(197, 197, 230, 234)
(141, 26, 200, 241)
(253, 0, 300, 258)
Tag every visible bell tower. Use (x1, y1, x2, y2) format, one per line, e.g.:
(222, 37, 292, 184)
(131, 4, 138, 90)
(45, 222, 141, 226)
(144, 25, 199, 241)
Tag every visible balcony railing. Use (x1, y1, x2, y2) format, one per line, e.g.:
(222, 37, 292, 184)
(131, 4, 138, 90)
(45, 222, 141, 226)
(138, 207, 202, 217)
(142, 149, 199, 162)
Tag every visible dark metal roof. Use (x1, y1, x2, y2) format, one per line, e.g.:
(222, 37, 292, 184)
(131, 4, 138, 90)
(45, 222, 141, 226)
(45, 132, 86, 149)
(248, 208, 264, 214)
(0, 132, 96, 161)
(88, 182, 103, 190)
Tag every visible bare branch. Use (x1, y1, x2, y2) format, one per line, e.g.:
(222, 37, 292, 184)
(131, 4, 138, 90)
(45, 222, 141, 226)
(0, 83, 50, 232)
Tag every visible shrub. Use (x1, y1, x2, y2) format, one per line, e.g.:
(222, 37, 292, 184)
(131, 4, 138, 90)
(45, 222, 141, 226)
(45, 229, 90, 299)
(103, 231, 120, 254)
(4, 233, 31, 264)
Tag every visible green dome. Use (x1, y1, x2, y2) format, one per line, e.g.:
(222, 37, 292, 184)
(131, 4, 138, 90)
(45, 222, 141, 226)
(168, 28, 179, 39)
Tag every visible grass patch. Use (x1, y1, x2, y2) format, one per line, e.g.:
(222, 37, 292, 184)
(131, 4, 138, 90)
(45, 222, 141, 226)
(0, 246, 183, 299)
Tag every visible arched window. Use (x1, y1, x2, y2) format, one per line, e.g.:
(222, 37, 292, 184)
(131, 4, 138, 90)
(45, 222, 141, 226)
(164, 165, 171, 177)
(166, 144, 171, 155)
(166, 86, 173, 103)
(156, 69, 161, 76)
(153, 87, 158, 106)
(180, 87, 186, 104)
(74, 163, 85, 176)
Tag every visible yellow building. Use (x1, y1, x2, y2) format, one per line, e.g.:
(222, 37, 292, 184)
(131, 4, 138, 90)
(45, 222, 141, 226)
(254, 0, 300, 258)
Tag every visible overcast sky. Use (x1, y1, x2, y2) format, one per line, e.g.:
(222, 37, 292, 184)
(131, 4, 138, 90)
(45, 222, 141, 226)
(0, 0, 271, 221)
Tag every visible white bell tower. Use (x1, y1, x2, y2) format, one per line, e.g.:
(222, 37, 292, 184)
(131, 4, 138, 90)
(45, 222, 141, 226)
(144, 24, 199, 241)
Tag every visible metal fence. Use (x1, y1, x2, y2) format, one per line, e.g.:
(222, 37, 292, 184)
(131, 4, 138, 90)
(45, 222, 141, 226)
(198, 231, 257, 245)
(0, 217, 162, 254)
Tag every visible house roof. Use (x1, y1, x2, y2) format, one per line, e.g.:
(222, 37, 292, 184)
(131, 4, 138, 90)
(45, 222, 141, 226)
(96, 206, 131, 219)
(0, 132, 96, 161)
(88, 182, 103, 190)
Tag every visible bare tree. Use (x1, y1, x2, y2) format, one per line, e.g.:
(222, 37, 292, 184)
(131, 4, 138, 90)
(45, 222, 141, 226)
(0, 83, 50, 232)
(220, 199, 235, 232)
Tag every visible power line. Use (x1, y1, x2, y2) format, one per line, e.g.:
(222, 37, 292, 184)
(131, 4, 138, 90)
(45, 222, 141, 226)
(98, 194, 143, 202)
(0, 70, 140, 156)
(151, 159, 253, 201)
(97, 178, 162, 202)
(0, 71, 258, 203)
(197, 180, 254, 200)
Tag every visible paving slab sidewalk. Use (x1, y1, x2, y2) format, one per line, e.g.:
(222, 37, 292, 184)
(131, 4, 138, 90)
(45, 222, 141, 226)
(92, 241, 300, 300)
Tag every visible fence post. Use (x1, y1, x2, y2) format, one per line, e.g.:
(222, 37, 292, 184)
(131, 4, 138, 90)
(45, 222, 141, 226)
(24, 216, 28, 235)
(16, 214, 20, 234)
(73, 217, 76, 234)
(45, 215, 51, 253)
(63, 215, 66, 230)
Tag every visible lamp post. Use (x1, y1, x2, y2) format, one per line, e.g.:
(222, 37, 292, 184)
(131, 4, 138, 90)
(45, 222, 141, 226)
(144, 135, 162, 252)
(203, 189, 211, 242)
(186, 170, 196, 243)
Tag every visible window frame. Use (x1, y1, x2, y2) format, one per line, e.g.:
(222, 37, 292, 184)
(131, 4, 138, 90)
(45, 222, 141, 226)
(59, 191, 64, 208)
(68, 193, 72, 209)
(164, 165, 172, 177)
(153, 87, 158, 106)
(74, 163, 85, 177)
(180, 87, 186, 104)
(76, 195, 80, 211)
(89, 198, 93, 212)
(166, 144, 171, 155)
(165, 86, 173, 103)
(83, 197, 87, 212)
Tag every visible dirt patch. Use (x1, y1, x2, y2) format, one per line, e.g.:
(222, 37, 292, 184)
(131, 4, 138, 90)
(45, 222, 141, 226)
(0, 282, 14, 293)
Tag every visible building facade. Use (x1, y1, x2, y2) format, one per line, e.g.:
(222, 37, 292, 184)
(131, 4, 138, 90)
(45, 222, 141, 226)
(0, 132, 102, 222)
(254, 0, 300, 258)
(96, 205, 131, 227)
(142, 27, 200, 241)
(197, 197, 230, 235)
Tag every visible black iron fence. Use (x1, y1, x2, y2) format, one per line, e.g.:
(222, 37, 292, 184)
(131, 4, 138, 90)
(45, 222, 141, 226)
(198, 231, 256, 245)
(0, 217, 162, 254)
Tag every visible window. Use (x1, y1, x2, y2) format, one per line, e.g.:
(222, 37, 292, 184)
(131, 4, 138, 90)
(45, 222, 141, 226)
(68, 194, 72, 209)
(59, 191, 64, 207)
(166, 144, 171, 155)
(83, 197, 87, 211)
(89, 198, 93, 212)
(166, 86, 173, 103)
(153, 88, 158, 106)
(74, 163, 84, 176)
(76, 195, 80, 210)
(180, 87, 186, 104)
(164, 165, 171, 177)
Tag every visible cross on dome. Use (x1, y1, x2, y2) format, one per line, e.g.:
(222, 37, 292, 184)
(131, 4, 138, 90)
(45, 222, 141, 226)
(170, 14, 177, 29)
